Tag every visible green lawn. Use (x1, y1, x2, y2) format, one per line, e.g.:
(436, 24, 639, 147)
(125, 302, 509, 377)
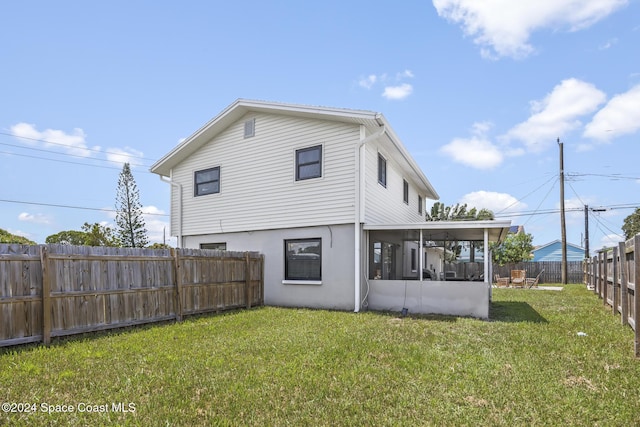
(1, 284, 639, 426)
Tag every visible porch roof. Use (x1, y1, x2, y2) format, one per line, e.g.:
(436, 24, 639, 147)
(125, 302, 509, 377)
(363, 220, 512, 243)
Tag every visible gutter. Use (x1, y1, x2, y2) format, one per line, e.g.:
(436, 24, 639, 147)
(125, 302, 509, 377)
(159, 174, 183, 248)
(354, 121, 387, 312)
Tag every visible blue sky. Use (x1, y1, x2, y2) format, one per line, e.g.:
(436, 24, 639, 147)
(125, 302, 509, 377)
(1, 1, 639, 252)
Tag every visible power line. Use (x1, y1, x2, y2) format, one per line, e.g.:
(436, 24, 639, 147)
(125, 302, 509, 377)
(0, 198, 169, 216)
(494, 174, 559, 215)
(522, 177, 558, 227)
(0, 150, 155, 173)
(0, 131, 157, 161)
(567, 172, 640, 181)
(589, 210, 624, 239)
(493, 204, 640, 219)
(0, 141, 152, 168)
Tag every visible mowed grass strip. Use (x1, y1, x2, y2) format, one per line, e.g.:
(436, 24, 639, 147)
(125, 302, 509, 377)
(1, 284, 640, 426)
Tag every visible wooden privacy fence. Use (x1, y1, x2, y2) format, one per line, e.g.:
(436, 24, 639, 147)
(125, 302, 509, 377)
(584, 235, 640, 357)
(444, 261, 584, 284)
(0, 244, 264, 347)
(493, 261, 585, 284)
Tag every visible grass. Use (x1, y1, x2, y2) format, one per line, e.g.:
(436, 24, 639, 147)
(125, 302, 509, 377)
(1, 284, 640, 426)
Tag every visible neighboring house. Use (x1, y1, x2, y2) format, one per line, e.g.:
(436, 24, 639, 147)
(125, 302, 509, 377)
(151, 99, 511, 317)
(509, 225, 526, 234)
(532, 240, 585, 261)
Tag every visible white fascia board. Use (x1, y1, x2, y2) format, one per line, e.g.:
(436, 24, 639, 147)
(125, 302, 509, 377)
(150, 99, 381, 177)
(375, 114, 439, 200)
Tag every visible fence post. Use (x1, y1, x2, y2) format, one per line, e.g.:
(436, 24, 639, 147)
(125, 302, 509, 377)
(592, 255, 597, 294)
(260, 255, 265, 306)
(634, 235, 640, 358)
(612, 246, 618, 316)
(600, 251, 609, 305)
(619, 241, 628, 326)
(172, 248, 183, 322)
(245, 252, 252, 310)
(40, 246, 51, 345)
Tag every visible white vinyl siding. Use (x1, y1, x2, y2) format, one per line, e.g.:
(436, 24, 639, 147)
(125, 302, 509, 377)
(364, 142, 426, 224)
(170, 113, 358, 235)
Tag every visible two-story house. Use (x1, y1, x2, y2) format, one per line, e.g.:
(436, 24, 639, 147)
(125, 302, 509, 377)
(151, 99, 510, 317)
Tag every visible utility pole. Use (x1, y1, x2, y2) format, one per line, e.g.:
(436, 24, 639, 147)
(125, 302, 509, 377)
(584, 205, 590, 259)
(559, 138, 567, 285)
(584, 206, 607, 260)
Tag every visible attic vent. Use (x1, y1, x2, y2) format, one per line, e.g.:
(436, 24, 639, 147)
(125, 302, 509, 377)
(244, 118, 255, 138)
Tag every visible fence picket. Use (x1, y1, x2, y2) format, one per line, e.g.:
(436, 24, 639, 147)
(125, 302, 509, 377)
(585, 234, 640, 358)
(0, 244, 263, 347)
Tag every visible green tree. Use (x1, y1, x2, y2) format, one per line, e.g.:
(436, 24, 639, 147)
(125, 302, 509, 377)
(45, 230, 88, 245)
(115, 163, 148, 248)
(491, 232, 534, 266)
(425, 202, 494, 221)
(82, 222, 119, 246)
(147, 243, 171, 249)
(0, 228, 37, 245)
(45, 223, 119, 246)
(425, 202, 495, 261)
(622, 208, 640, 240)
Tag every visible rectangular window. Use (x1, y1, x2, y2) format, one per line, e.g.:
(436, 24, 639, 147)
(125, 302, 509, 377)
(200, 242, 226, 250)
(194, 167, 220, 196)
(411, 248, 417, 272)
(403, 179, 409, 204)
(371, 240, 395, 280)
(296, 145, 322, 181)
(285, 238, 321, 281)
(418, 195, 423, 214)
(378, 154, 387, 187)
(244, 118, 255, 138)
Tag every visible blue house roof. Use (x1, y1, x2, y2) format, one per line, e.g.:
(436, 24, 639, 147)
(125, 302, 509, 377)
(532, 240, 585, 261)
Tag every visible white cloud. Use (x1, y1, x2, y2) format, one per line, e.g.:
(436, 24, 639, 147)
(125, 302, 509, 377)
(7, 228, 36, 240)
(141, 205, 173, 246)
(503, 78, 606, 152)
(397, 69, 414, 79)
(459, 191, 527, 215)
(440, 121, 503, 169)
(583, 84, 640, 143)
(18, 212, 52, 225)
(358, 70, 414, 100)
(432, 0, 628, 59)
(599, 233, 624, 248)
(440, 137, 503, 169)
(102, 205, 173, 246)
(358, 74, 377, 89)
(10, 122, 95, 157)
(382, 83, 414, 100)
(106, 147, 145, 167)
(598, 38, 618, 50)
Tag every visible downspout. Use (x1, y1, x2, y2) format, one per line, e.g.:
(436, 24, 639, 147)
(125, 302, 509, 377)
(160, 174, 183, 248)
(484, 228, 490, 301)
(354, 121, 387, 312)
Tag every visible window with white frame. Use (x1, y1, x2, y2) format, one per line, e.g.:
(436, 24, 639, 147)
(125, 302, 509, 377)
(200, 242, 226, 250)
(378, 154, 387, 187)
(403, 179, 409, 204)
(418, 195, 423, 214)
(285, 238, 321, 281)
(295, 145, 322, 181)
(194, 167, 220, 196)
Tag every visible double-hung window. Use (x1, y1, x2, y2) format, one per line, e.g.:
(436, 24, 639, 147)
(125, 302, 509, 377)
(194, 167, 220, 196)
(378, 154, 387, 187)
(403, 180, 409, 204)
(296, 145, 322, 180)
(284, 238, 322, 282)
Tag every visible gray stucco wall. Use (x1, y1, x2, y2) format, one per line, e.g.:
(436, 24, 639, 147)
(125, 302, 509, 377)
(183, 224, 356, 311)
(367, 280, 490, 319)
